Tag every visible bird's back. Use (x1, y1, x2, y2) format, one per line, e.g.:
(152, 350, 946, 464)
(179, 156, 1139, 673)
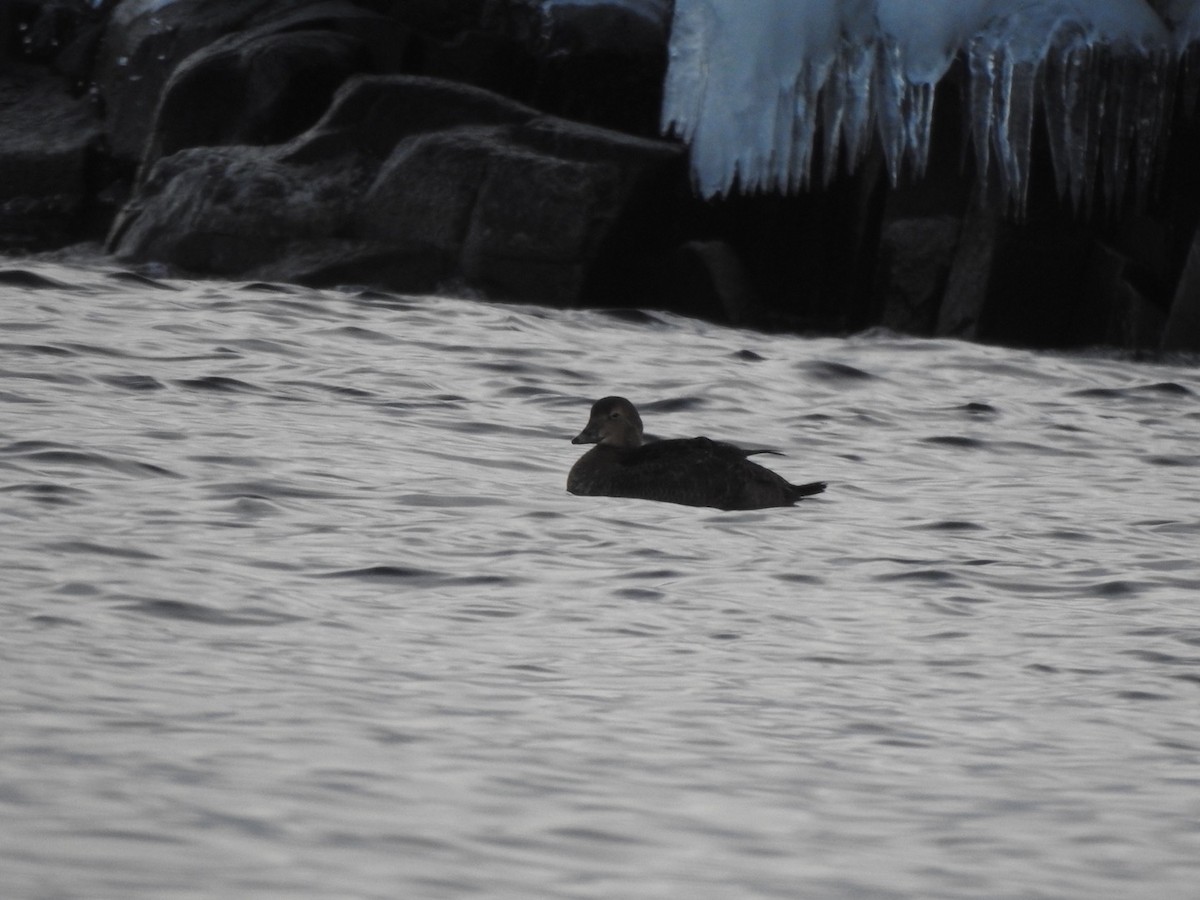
(568, 437, 825, 510)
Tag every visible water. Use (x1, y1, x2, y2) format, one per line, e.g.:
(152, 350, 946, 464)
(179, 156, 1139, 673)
(2, 254, 1199, 900)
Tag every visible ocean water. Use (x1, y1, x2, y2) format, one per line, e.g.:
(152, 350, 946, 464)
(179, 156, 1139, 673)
(2, 254, 1199, 900)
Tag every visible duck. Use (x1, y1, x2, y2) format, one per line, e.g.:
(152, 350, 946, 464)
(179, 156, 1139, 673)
(567, 396, 826, 510)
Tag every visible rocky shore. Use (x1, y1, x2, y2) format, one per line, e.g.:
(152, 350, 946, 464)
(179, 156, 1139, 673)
(2, 0, 1198, 351)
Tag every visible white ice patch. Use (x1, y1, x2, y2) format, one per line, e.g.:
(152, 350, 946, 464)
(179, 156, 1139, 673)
(663, 0, 1193, 213)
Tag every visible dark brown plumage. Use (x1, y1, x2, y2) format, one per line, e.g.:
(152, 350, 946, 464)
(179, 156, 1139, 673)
(567, 397, 826, 510)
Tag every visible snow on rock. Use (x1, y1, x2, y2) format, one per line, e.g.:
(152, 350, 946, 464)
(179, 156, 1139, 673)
(663, 0, 1195, 213)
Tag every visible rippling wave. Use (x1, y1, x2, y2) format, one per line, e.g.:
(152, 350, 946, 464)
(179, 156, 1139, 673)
(2, 256, 1199, 899)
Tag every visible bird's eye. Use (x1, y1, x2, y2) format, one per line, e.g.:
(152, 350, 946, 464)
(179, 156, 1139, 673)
(608, 412, 621, 420)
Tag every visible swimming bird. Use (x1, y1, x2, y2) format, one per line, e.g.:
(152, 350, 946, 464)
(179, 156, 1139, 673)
(567, 396, 826, 510)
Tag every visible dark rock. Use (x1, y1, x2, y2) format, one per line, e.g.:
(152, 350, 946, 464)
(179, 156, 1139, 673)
(0, 65, 104, 248)
(1077, 242, 1167, 349)
(141, 3, 409, 174)
(973, 217, 1092, 348)
(0, 0, 104, 71)
(462, 140, 622, 301)
(109, 74, 683, 305)
(280, 73, 536, 163)
(1111, 279, 1168, 350)
(1162, 226, 1200, 351)
(664, 166, 887, 335)
(109, 145, 360, 275)
(661, 241, 761, 325)
(163, 30, 365, 156)
(96, 0, 348, 166)
(387, 0, 669, 137)
(357, 128, 492, 275)
(875, 216, 961, 335)
(529, 0, 669, 136)
(351, 120, 632, 300)
(937, 208, 998, 339)
(412, 8, 537, 100)
(383, 0, 490, 38)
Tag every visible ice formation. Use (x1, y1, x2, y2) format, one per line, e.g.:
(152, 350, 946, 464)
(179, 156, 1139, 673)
(663, 0, 1199, 213)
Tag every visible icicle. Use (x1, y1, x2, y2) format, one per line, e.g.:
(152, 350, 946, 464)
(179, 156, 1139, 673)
(966, 33, 997, 200)
(873, 0, 990, 184)
(662, 0, 1182, 209)
(905, 81, 937, 178)
(1133, 52, 1170, 209)
(838, 39, 878, 171)
(962, 1, 1173, 216)
(1041, 31, 1090, 210)
(820, 50, 849, 186)
(659, 0, 709, 145)
(997, 56, 1038, 215)
(874, 39, 907, 185)
(663, 0, 846, 198)
(1100, 53, 1136, 214)
(791, 57, 838, 190)
(1080, 45, 1106, 219)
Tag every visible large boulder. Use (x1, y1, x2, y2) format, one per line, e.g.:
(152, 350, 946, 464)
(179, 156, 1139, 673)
(98, 0, 670, 175)
(0, 2, 112, 250)
(525, 0, 669, 136)
(875, 216, 962, 335)
(141, 3, 409, 175)
(96, 0, 382, 167)
(109, 75, 684, 304)
(0, 65, 104, 248)
(110, 145, 358, 275)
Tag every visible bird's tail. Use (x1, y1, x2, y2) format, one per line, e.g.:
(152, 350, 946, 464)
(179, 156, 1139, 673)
(789, 481, 827, 501)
